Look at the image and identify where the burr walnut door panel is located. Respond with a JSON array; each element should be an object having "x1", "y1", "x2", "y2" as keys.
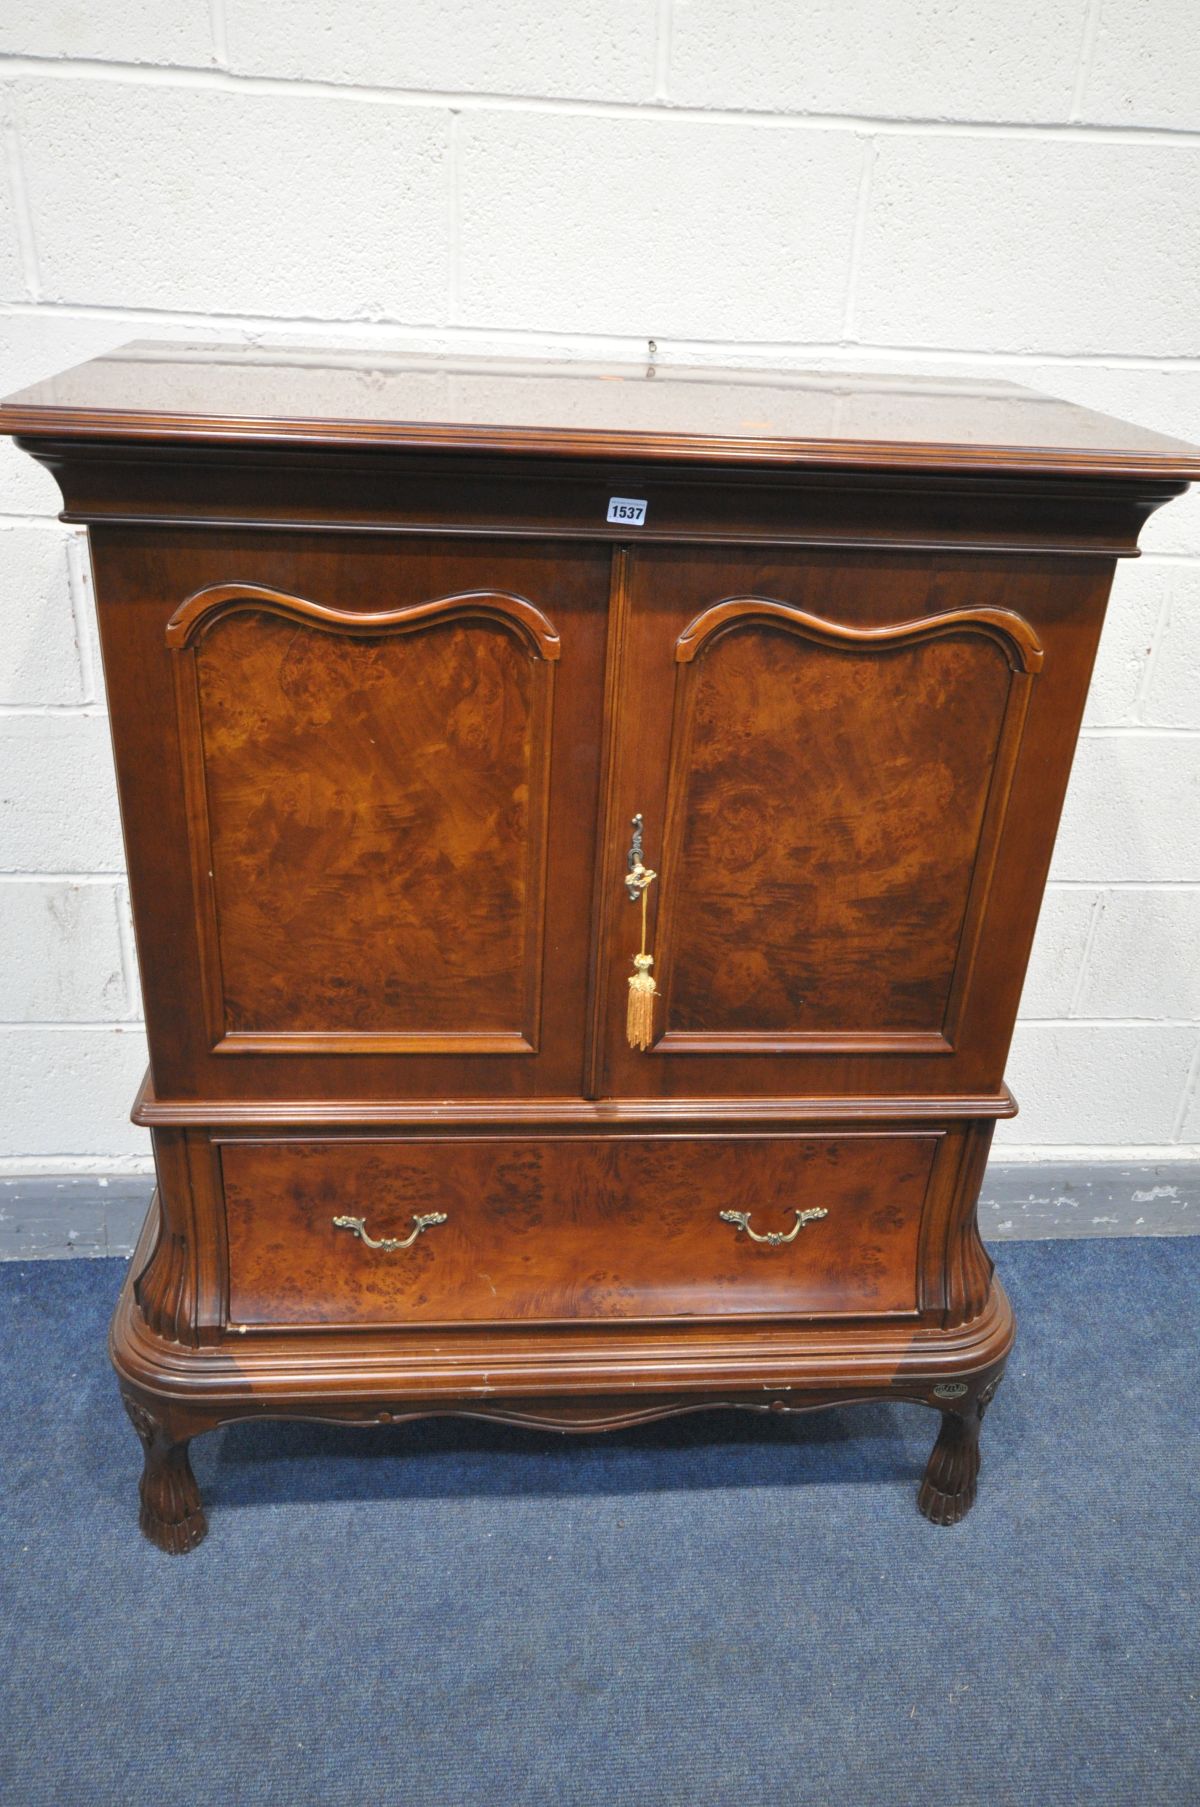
[
  {"x1": 595, "y1": 546, "x2": 1061, "y2": 1101},
  {"x1": 179, "y1": 592, "x2": 554, "y2": 1056},
  {"x1": 220, "y1": 1130, "x2": 941, "y2": 1328},
  {"x1": 96, "y1": 531, "x2": 612, "y2": 1102}
]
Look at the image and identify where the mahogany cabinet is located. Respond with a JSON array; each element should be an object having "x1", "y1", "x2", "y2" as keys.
[{"x1": 4, "y1": 345, "x2": 1197, "y2": 1550}]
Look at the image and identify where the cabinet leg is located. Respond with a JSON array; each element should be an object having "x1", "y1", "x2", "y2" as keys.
[
  {"x1": 917, "y1": 1372, "x2": 1002, "y2": 1526},
  {"x1": 121, "y1": 1395, "x2": 207, "y2": 1554},
  {"x1": 917, "y1": 1409, "x2": 981, "y2": 1525}
]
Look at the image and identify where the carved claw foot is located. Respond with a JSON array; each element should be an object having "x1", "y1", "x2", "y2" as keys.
[
  {"x1": 122, "y1": 1395, "x2": 207, "y2": 1554},
  {"x1": 916, "y1": 1374, "x2": 1002, "y2": 1527}
]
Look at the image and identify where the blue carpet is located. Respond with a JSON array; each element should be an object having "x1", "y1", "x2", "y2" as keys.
[{"x1": 0, "y1": 1239, "x2": 1197, "y2": 1807}]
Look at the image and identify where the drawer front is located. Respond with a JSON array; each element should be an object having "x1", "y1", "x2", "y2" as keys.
[{"x1": 221, "y1": 1132, "x2": 938, "y2": 1328}]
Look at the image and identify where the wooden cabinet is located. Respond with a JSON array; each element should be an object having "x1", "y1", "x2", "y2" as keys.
[{"x1": 5, "y1": 346, "x2": 1197, "y2": 1550}]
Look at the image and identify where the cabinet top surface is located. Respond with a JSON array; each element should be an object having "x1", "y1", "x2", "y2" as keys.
[{"x1": 2, "y1": 340, "x2": 1199, "y2": 480}]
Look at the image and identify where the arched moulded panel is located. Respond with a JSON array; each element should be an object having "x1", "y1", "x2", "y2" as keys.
[
  {"x1": 169, "y1": 582, "x2": 560, "y2": 1056},
  {"x1": 652, "y1": 594, "x2": 1042, "y2": 1055},
  {"x1": 675, "y1": 596, "x2": 1043, "y2": 673},
  {"x1": 166, "y1": 582, "x2": 562, "y2": 660}
]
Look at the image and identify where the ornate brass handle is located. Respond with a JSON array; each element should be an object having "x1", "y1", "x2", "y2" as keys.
[
  {"x1": 626, "y1": 812, "x2": 656, "y2": 903},
  {"x1": 720, "y1": 1206, "x2": 828, "y2": 1246},
  {"x1": 332, "y1": 1212, "x2": 447, "y2": 1252}
]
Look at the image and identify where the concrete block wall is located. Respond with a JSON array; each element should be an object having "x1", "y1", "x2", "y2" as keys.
[{"x1": 1, "y1": 3, "x2": 1199, "y2": 1183}]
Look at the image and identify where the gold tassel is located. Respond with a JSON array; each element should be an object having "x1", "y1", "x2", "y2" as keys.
[
  {"x1": 626, "y1": 871, "x2": 659, "y2": 1050},
  {"x1": 627, "y1": 952, "x2": 657, "y2": 1050}
]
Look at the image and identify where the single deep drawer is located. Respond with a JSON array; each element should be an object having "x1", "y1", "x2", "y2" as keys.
[{"x1": 220, "y1": 1131, "x2": 939, "y2": 1328}]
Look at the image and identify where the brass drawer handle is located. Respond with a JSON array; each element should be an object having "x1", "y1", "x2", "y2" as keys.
[
  {"x1": 332, "y1": 1212, "x2": 447, "y2": 1252},
  {"x1": 720, "y1": 1206, "x2": 828, "y2": 1247}
]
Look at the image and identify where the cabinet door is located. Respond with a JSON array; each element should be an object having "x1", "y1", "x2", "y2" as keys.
[
  {"x1": 95, "y1": 532, "x2": 610, "y2": 1102},
  {"x1": 594, "y1": 547, "x2": 1057, "y2": 1101}
]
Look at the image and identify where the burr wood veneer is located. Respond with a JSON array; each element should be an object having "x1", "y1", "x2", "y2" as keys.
[{"x1": 4, "y1": 344, "x2": 1197, "y2": 1551}]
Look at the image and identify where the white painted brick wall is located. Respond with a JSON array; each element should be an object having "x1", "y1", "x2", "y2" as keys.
[
  {"x1": 15, "y1": 81, "x2": 451, "y2": 319},
  {"x1": 1049, "y1": 739, "x2": 1200, "y2": 884},
  {"x1": 1144, "y1": 569, "x2": 1200, "y2": 724},
  {"x1": 0, "y1": 522, "x2": 89, "y2": 704},
  {"x1": 0, "y1": 715, "x2": 124, "y2": 871},
  {"x1": 224, "y1": 1, "x2": 655, "y2": 102},
  {"x1": 1003, "y1": 1024, "x2": 1198, "y2": 1146},
  {"x1": 459, "y1": 113, "x2": 864, "y2": 340},
  {"x1": 0, "y1": 156, "x2": 23, "y2": 297},
  {"x1": 0, "y1": 1024, "x2": 151, "y2": 1159},
  {"x1": 0, "y1": 881, "x2": 130, "y2": 1020},
  {"x1": 857, "y1": 136, "x2": 1200, "y2": 356},
  {"x1": 1078, "y1": 892, "x2": 1200, "y2": 1019},
  {"x1": 1082, "y1": 2, "x2": 1200, "y2": 131},
  {"x1": 0, "y1": 6, "x2": 213, "y2": 68},
  {"x1": 667, "y1": 1, "x2": 1086, "y2": 122},
  {"x1": 0, "y1": 4, "x2": 1197, "y2": 1173}
]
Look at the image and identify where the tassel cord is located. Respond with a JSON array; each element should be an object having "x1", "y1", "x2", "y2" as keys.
[{"x1": 626, "y1": 869, "x2": 659, "y2": 1051}]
